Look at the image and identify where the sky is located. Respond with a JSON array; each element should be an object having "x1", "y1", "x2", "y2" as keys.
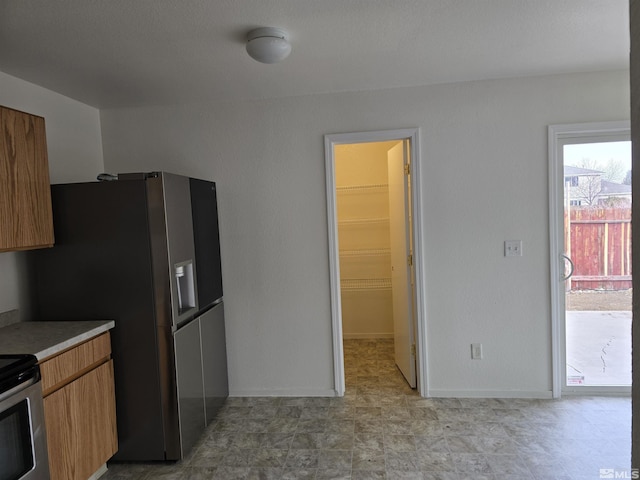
[{"x1": 564, "y1": 141, "x2": 631, "y2": 182}]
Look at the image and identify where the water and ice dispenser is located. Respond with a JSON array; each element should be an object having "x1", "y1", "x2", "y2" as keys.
[{"x1": 175, "y1": 260, "x2": 196, "y2": 315}]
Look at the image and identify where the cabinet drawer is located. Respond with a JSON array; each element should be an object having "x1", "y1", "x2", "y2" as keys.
[{"x1": 40, "y1": 332, "x2": 112, "y2": 395}]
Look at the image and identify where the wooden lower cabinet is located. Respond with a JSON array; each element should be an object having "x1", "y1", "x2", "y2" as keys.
[{"x1": 41, "y1": 333, "x2": 118, "y2": 480}]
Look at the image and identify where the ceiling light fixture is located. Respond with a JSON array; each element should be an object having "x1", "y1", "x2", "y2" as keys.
[{"x1": 246, "y1": 27, "x2": 291, "y2": 64}]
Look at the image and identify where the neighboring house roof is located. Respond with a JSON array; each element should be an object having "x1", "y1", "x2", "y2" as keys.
[
  {"x1": 563, "y1": 165, "x2": 604, "y2": 176},
  {"x1": 600, "y1": 180, "x2": 632, "y2": 195}
]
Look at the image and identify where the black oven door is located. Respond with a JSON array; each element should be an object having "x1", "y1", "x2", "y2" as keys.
[
  {"x1": 0, "y1": 397, "x2": 35, "y2": 480},
  {"x1": 0, "y1": 367, "x2": 49, "y2": 480}
]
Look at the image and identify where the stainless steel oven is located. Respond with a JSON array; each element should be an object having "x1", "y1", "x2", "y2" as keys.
[{"x1": 0, "y1": 355, "x2": 49, "y2": 480}]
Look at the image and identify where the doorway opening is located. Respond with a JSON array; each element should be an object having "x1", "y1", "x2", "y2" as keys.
[
  {"x1": 324, "y1": 129, "x2": 427, "y2": 397},
  {"x1": 549, "y1": 121, "x2": 632, "y2": 396}
]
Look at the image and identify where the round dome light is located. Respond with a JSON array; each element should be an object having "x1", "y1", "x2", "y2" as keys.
[{"x1": 246, "y1": 27, "x2": 291, "y2": 64}]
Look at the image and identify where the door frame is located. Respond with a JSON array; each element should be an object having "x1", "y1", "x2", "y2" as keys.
[
  {"x1": 548, "y1": 120, "x2": 631, "y2": 398},
  {"x1": 324, "y1": 128, "x2": 428, "y2": 397}
]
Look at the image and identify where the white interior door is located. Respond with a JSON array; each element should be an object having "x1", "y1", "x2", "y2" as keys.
[{"x1": 388, "y1": 140, "x2": 416, "y2": 388}]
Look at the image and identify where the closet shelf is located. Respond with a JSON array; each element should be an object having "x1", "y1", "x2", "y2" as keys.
[
  {"x1": 339, "y1": 248, "x2": 390, "y2": 257},
  {"x1": 336, "y1": 183, "x2": 388, "y2": 193},
  {"x1": 341, "y1": 278, "x2": 391, "y2": 291},
  {"x1": 338, "y1": 217, "x2": 389, "y2": 226}
]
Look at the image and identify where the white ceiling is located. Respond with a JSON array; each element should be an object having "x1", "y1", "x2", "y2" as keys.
[{"x1": 0, "y1": 0, "x2": 630, "y2": 109}]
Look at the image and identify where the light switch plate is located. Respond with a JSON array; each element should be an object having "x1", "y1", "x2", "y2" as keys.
[{"x1": 504, "y1": 240, "x2": 522, "y2": 257}]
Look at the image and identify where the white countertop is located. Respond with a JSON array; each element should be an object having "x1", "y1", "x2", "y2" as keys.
[{"x1": 0, "y1": 320, "x2": 115, "y2": 361}]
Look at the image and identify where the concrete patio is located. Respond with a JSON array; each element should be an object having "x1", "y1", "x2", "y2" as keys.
[{"x1": 566, "y1": 311, "x2": 632, "y2": 387}]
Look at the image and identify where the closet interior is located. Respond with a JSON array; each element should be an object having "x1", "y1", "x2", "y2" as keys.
[{"x1": 335, "y1": 141, "x2": 401, "y2": 339}]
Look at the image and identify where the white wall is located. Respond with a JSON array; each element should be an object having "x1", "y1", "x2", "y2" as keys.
[
  {"x1": 100, "y1": 70, "x2": 630, "y2": 397},
  {"x1": 0, "y1": 72, "x2": 104, "y2": 317}
]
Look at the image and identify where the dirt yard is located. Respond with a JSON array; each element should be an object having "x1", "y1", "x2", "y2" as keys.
[{"x1": 565, "y1": 289, "x2": 632, "y2": 311}]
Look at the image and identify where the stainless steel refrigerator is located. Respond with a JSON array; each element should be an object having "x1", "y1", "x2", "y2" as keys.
[{"x1": 30, "y1": 172, "x2": 228, "y2": 461}]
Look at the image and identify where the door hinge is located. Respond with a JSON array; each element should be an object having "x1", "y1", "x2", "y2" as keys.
[
  {"x1": 407, "y1": 254, "x2": 413, "y2": 266},
  {"x1": 404, "y1": 164, "x2": 410, "y2": 175},
  {"x1": 410, "y1": 344, "x2": 416, "y2": 356}
]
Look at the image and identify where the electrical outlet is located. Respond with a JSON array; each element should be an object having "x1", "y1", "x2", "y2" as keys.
[
  {"x1": 504, "y1": 240, "x2": 522, "y2": 257},
  {"x1": 471, "y1": 343, "x2": 483, "y2": 360}
]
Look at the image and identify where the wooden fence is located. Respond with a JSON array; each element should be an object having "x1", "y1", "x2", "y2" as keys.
[{"x1": 565, "y1": 207, "x2": 632, "y2": 290}]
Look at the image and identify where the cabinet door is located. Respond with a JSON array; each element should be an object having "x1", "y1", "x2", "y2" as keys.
[
  {"x1": 43, "y1": 361, "x2": 118, "y2": 480},
  {"x1": 0, "y1": 106, "x2": 54, "y2": 252}
]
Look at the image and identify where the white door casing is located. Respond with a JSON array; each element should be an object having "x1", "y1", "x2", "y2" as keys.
[{"x1": 324, "y1": 128, "x2": 427, "y2": 397}]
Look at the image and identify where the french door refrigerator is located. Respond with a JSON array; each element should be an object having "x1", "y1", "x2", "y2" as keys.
[{"x1": 30, "y1": 172, "x2": 228, "y2": 461}]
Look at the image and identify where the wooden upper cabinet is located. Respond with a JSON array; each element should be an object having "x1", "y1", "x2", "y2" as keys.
[{"x1": 0, "y1": 105, "x2": 54, "y2": 252}]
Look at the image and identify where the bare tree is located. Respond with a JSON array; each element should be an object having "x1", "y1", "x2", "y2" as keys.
[
  {"x1": 602, "y1": 157, "x2": 626, "y2": 183},
  {"x1": 570, "y1": 157, "x2": 628, "y2": 206},
  {"x1": 571, "y1": 158, "x2": 603, "y2": 206},
  {"x1": 573, "y1": 175, "x2": 602, "y2": 205}
]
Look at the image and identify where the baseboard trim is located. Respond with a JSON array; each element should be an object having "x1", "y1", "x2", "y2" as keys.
[
  {"x1": 229, "y1": 388, "x2": 337, "y2": 397},
  {"x1": 428, "y1": 389, "x2": 554, "y2": 399},
  {"x1": 89, "y1": 464, "x2": 108, "y2": 480}
]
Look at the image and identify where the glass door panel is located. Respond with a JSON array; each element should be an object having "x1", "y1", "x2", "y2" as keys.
[{"x1": 563, "y1": 140, "x2": 632, "y2": 388}]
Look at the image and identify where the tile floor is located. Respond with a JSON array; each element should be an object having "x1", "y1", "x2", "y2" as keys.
[{"x1": 102, "y1": 338, "x2": 632, "y2": 480}]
